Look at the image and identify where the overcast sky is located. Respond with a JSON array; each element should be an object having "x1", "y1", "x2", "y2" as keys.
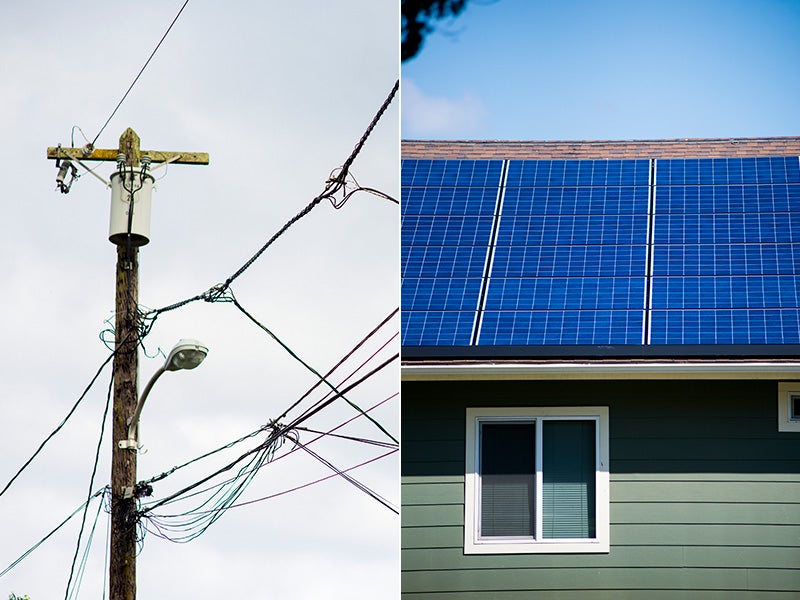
[
  {"x1": 403, "y1": 0, "x2": 800, "y2": 140},
  {"x1": 0, "y1": 2, "x2": 398, "y2": 599}
]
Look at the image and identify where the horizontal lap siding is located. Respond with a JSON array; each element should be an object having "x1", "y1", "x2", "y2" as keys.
[{"x1": 401, "y1": 380, "x2": 800, "y2": 597}]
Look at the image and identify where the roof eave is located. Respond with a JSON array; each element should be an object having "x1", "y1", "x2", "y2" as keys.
[{"x1": 401, "y1": 359, "x2": 800, "y2": 381}]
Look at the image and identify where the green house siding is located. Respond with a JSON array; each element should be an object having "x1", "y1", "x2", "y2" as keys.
[{"x1": 401, "y1": 379, "x2": 800, "y2": 597}]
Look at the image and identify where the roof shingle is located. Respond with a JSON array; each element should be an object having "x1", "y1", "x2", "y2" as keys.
[{"x1": 402, "y1": 137, "x2": 800, "y2": 160}]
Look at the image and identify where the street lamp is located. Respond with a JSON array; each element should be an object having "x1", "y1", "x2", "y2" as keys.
[{"x1": 119, "y1": 339, "x2": 208, "y2": 450}]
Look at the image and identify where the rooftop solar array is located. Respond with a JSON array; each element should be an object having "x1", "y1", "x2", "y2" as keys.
[{"x1": 401, "y1": 155, "x2": 800, "y2": 350}]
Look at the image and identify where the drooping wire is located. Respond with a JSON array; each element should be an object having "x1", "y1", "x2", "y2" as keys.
[
  {"x1": 324, "y1": 170, "x2": 399, "y2": 209},
  {"x1": 142, "y1": 425, "x2": 270, "y2": 487},
  {"x1": 279, "y1": 320, "x2": 399, "y2": 436},
  {"x1": 64, "y1": 372, "x2": 114, "y2": 600},
  {"x1": 0, "y1": 351, "x2": 116, "y2": 499},
  {"x1": 228, "y1": 292, "x2": 398, "y2": 444},
  {"x1": 159, "y1": 449, "x2": 397, "y2": 518},
  {"x1": 294, "y1": 426, "x2": 398, "y2": 449},
  {"x1": 66, "y1": 492, "x2": 105, "y2": 600},
  {"x1": 138, "y1": 312, "x2": 398, "y2": 490},
  {"x1": 139, "y1": 354, "x2": 396, "y2": 518},
  {"x1": 140, "y1": 392, "x2": 398, "y2": 508},
  {"x1": 140, "y1": 79, "x2": 399, "y2": 324},
  {"x1": 133, "y1": 310, "x2": 397, "y2": 542},
  {"x1": 91, "y1": 0, "x2": 191, "y2": 147},
  {"x1": 139, "y1": 424, "x2": 287, "y2": 517},
  {"x1": 274, "y1": 308, "x2": 399, "y2": 423},
  {"x1": 290, "y1": 436, "x2": 398, "y2": 514},
  {"x1": 70, "y1": 126, "x2": 90, "y2": 148},
  {"x1": 101, "y1": 498, "x2": 111, "y2": 600},
  {"x1": 139, "y1": 424, "x2": 289, "y2": 542},
  {"x1": 0, "y1": 487, "x2": 107, "y2": 578},
  {"x1": 138, "y1": 391, "x2": 399, "y2": 542},
  {"x1": 283, "y1": 353, "x2": 398, "y2": 434}
]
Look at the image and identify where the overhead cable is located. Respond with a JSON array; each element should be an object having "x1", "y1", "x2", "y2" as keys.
[
  {"x1": 65, "y1": 373, "x2": 114, "y2": 600},
  {"x1": 141, "y1": 392, "x2": 398, "y2": 506},
  {"x1": 229, "y1": 293, "x2": 398, "y2": 444},
  {"x1": 0, "y1": 487, "x2": 107, "y2": 578},
  {"x1": 91, "y1": 0, "x2": 191, "y2": 146},
  {"x1": 291, "y1": 437, "x2": 398, "y2": 514},
  {"x1": 0, "y1": 351, "x2": 116, "y2": 499},
  {"x1": 141, "y1": 79, "x2": 399, "y2": 324},
  {"x1": 139, "y1": 353, "x2": 396, "y2": 517},
  {"x1": 138, "y1": 313, "x2": 397, "y2": 491},
  {"x1": 178, "y1": 449, "x2": 396, "y2": 516},
  {"x1": 274, "y1": 308, "x2": 398, "y2": 422}
]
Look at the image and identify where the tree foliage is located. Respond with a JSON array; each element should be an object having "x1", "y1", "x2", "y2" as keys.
[{"x1": 401, "y1": 0, "x2": 468, "y2": 62}]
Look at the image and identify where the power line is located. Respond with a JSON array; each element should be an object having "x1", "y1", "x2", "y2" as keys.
[
  {"x1": 0, "y1": 351, "x2": 116, "y2": 499},
  {"x1": 161, "y1": 449, "x2": 397, "y2": 518},
  {"x1": 229, "y1": 293, "x2": 398, "y2": 444},
  {"x1": 274, "y1": 308, "x2": 399, "y2": 422},
  {"x1": 65, "y1": 372, "x2": 114, "y2": 600},
  {"x1": 140, "y1": 392, "x2": 398, "y2": 507},
  {"x1": 91, "y1": 0, "x2": 191, "y2": 146},
  {"x1": 66, "y1": 492, "x2": 105, "y2": 600},
  {"x1": 140, "y1": 79, "x2": 399, "y2": 324},
  {"x1": 137, "y1": 385, "x2": 399, "y2": 541},
  {"x1": 294, "y1": 425, "x2": 399, "y2": 449},
  {"x1": 139, "y1": 354, "x2": 396, "y2": 517},
  {"x1": 0, "y1": 487, "x2": 107, "y2": 578},
  {"x1": 139, "y1": 311, "x2": 398, "y2": 489},
  {"x1": 291, "y1": 437, "x2": 398, "y2": 514}
]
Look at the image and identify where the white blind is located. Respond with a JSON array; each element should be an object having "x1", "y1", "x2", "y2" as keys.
[{"x1": 480, "y1": 422, "x2": 535, "y2": 537}]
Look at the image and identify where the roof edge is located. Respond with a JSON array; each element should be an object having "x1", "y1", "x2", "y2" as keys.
[
  {"x1": 402, "y1": 360, "x2": 800, "y2": 381},
  {"x1": 402, "y1": 137, "x2": 800, "y2": 159}
]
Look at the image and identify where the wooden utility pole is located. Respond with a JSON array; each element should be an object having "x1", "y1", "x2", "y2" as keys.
[{"x1": 47, "y1": 129, "x2": 208, "y2": 600}]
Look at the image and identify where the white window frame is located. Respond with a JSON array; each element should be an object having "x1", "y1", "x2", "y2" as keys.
[
  {"x1": 464, "y1": 406, "x2": 610, "y2": 554},
  {"x1": 778, "y1": 383, "x2": 800, "y2": 432}
]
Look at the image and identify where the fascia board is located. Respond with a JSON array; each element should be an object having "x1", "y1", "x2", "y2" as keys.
[{"x1": 401, "y1": 361, "x2": 800, "y2": 381}]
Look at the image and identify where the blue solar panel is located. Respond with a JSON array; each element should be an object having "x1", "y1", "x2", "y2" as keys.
[
  {"x1": 651, "y1": 157, "x2": 800, "y2": 345},
  {"x1": 401, "y1": 154, "x2": 800, "y2": 350},
  {"x1": 401, "y1": 159, "x2": 503, "y2": 346},
  {"x1": 479, "y1": 159, "x2": 650, "y2": 345}
]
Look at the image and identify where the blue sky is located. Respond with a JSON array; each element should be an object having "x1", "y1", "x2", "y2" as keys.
[{"x1": 402, "y1": 0, "x2": 800, "y2": 140}]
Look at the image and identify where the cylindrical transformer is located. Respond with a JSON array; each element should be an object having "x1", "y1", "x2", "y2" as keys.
[{"x1": 109, "y1": 170, "x2": 155, "y2": 246}]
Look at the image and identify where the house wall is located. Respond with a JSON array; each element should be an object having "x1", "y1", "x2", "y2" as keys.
[{"x1": 401, "y1": 379, "x2": 800, "y2": 598}]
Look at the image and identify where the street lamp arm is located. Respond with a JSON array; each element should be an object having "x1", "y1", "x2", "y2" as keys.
[
  {"x1": 125, "y1": 365, "x2": 167, "y2": 444},
  {"x1": 118, "y1": 339, "x2": 207, "y2": 450}
]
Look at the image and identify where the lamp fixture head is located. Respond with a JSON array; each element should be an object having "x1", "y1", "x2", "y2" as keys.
[{"x1": 165, "y1": 339, "x2": 208, "y2": 371}]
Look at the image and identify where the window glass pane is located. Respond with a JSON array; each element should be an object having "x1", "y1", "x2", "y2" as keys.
[
  {"x1": 480, "y1": 422, "x2": 535, "y2": 537},
  {"x1": 542, "y1": 420, "x2": 596, "y2": 539}
]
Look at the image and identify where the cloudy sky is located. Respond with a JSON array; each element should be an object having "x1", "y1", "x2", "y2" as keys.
[
  {"x1": 0, "y1": 2, "x2": 398, "y2": 599},
  {"x1": 403, "y1": 0, "x2": 800, "y2": 140}
]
